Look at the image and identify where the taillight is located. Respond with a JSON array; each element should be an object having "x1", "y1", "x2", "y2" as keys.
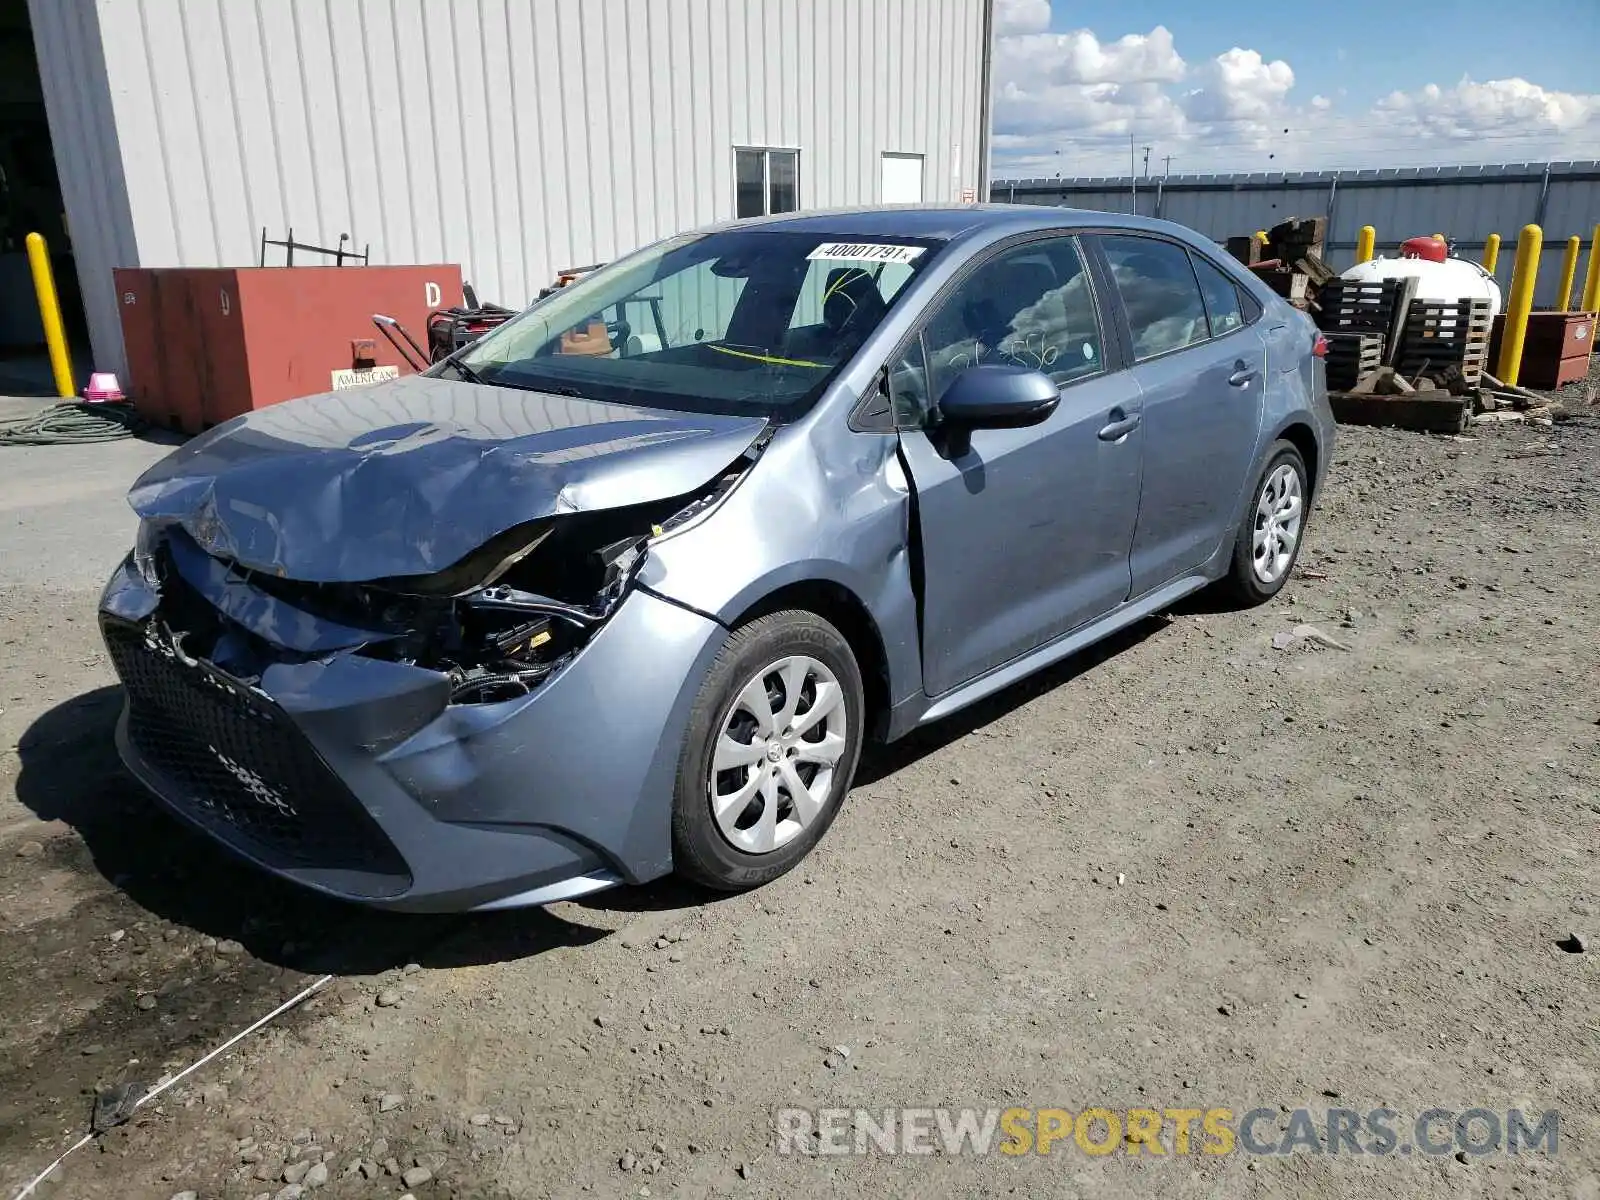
[{"x1": 1312, "y1": 334, "x2": 1328, "y2": 358}]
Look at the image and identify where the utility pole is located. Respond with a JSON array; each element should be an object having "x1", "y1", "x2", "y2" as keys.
[
  {"x1": 1142, "y1": 146, "x2": 1151, "y2": 178},
  {"x1": 1162, "y1": 154, "x2": 1174, "y2": 177},
  {"x1": 1129, "y1": 135, "x2": 1137, "y2": 213}
]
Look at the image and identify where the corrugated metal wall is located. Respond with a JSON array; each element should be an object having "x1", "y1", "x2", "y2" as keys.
[
  {"x1": 994, "y1": 163, "x2": 1600, "y2": 307},
  {"x1": 34, "y1": 0, "x2": 988, "y2": 376}
]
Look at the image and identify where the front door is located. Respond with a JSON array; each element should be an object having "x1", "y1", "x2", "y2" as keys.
[
  {"x1": 892, "y1": 235, "x2": 1144, "y2": 697},
  {"x1": 1095, "y1": 235, "x2": 1267, "y2": 595}
]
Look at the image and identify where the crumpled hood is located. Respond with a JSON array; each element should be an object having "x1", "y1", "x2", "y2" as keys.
[{"x1": 129, "y1": 374, "x2": 768, "y2": 582}]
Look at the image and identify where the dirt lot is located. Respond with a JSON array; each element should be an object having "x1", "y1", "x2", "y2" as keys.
[{"x1": 1, "y1": 403, "x2": 1596, "y2": 1199}]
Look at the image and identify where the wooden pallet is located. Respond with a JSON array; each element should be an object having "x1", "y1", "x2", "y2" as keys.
[
  {"x1": 1397, "y1": 298, "x2": 1492, "y2": 386},
  {"x1": 1322, "y1": 331, "x2": 1384, "y2": 391},
  {"x1": 1318, "y1": 277, "x2": 1420, "y2": 364},
  {"x1": 1397, "y1": 342, "x2": 1489, "y2": 383},
  {"x1": 1318, "y1": 278, "x2": 1407, "y2": 333},
  {"x1": 1402, "y1": 298, "x2": 1492, "y2": 340}
]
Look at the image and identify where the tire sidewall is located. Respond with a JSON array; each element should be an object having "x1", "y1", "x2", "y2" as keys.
[
  {"x1": 1232, "y1": 441, "x2": 1309, "y2": 602},
  {"x1": 672, "y1": 611, "x2": 864, "y2": 890}
]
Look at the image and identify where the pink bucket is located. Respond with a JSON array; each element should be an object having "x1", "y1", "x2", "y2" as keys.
[{"x1": 82, "y1": 372, "x2": 125, "y2": 402}]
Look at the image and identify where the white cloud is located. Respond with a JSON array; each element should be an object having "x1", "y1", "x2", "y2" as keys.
[
  {"x1": 993, "y1": 0, "x2": 1051, "y2": 37},
  {"x1": 1375, "y1": 77, "x2": 1596, "y2": 138},
  {"x1": 988, "y1": 1, "x2": 1600, "y2": 178},
  {"x1": 1182, "y1": 48, "x2": 1293, "y2": 123},
  {"x1": 997, "y1": 25, "x2": 1184, "y2": 88},
  {"x1": 989, "y1": 23, "x2": 1188, "y2": 169}
]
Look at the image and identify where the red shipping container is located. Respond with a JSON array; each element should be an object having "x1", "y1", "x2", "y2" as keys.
[{"x1": 113, "y1": 265, "x2": 464, "y2": 433}]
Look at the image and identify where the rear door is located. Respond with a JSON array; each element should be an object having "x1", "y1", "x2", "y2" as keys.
[
  {"x1": 890, "y1": 234, "x2": 1144, "y2": 697},
  {"x1": 1093, "y1": 235, "x2": 1267, "y2": 596}
]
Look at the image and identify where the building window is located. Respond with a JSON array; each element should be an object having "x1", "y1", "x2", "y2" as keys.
[{"x1": 734, "y1": 148, "x2": 799, "y2": 218}]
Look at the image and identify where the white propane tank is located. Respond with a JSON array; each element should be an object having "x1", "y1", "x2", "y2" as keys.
[{"x1": 1339, "y1": 255, "x2": 1503, "y2": 318}]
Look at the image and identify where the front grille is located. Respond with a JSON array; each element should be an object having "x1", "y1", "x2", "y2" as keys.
[{"x1": 103, "y1": 617, "x2": 410, "y2": 883}]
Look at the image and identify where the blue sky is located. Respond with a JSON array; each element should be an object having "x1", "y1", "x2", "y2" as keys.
[
  {"x1": 992, "y1": 0, "x2": 1600, "y2": 177},
  {"x1": 1054, "y1": 0, "x2": 1598, "y2": 107}
]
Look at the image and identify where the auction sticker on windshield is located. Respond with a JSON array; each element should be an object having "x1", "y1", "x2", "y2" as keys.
[{"x1": 807, "y1": 242, "x2": 927, "y2": 265}]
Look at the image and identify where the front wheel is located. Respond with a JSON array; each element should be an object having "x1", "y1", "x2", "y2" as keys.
[
  {"x1": 1221, "y1": 440, "x2": 1309, "y2": 605},
  {"x1": 671, "y1": 610, "x2": 865, "y2": 891}
]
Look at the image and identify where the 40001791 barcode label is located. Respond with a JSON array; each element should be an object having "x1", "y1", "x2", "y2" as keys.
[{"x1": 806, "y1": 243, "x2": 928, "y2": 265}]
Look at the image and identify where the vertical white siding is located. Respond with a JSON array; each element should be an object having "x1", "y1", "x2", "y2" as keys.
[{"x1": 36, "y1": 0, "x2": 988, "y2": 375}]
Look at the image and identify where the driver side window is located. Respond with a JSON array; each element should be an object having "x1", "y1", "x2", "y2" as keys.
[{"x1": 891, "y1": 236, "x2": 1104, "y2": 423}]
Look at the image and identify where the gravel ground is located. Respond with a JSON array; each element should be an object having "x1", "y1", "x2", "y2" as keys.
[{"x1": 0, "y1": 401, "x2": 1596, "y2": 1199}]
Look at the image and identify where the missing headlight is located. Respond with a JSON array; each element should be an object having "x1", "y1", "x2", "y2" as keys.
[{"x1": 132, "y1": 518, "x2": 164, "y2": 588}]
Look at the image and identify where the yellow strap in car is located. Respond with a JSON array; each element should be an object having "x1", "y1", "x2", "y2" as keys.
[{"x1": 706, "y1": 344, "x2": 826, "y2": 368}]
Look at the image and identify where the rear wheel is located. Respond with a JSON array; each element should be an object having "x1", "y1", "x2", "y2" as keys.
[
  {"x1": 672, "y1": 610, "x2": 864, "y2": 891},
  {"x1": 1222, "y1": 440, "x2": 1308, "y2": 605}
]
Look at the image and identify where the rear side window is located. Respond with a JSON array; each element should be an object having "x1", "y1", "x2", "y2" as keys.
[
  {"x1": 1099, "y1": 235, "x2": 1209, "y2": 361},
  {"x1": 1238, "y1": 287, "x2": 1263, "y2": 323},
  {"x1": 1191, "y1": 254, "x2": 1244, "y2": 337}
]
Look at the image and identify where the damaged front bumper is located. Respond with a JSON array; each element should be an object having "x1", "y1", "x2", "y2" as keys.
[{"x1": 98, "y1": 549, "x2": 727, "y2": 912}]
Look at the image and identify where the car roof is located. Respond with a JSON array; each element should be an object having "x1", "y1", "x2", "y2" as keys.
[{"x1": 715, "y1": 204, "x2": 1197, "y2": 243}]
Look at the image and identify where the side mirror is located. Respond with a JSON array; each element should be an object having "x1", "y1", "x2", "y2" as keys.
[{"x1": 937, "y1": 364, "x2": 1061, "y2": 429}]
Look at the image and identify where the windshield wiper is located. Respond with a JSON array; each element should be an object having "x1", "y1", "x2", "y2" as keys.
[{"x1": 436, "y1": 349, "x2": 487, "y2": 385}]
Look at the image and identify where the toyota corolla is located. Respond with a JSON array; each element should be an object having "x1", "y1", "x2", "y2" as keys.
[{"x1": 101, "y1": 206, "x2": 1333, "y2": 911}]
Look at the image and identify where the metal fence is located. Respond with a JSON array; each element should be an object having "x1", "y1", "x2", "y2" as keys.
[{"x1": 991, "y1": 161, "x2": 1600, "y2": 308}]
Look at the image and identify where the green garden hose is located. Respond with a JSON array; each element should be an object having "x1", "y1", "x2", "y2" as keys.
[{"x1": 0, "y1": 401, "x2": 150, "y2": 445}]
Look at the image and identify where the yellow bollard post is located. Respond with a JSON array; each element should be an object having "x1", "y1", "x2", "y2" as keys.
[
  {"x1": 1355, "y1": 225, "x2": 1375, "y2": 263},
  {"x1": 1555, "y1": 235, "x2": 1581, "y2": 311},
  {"x1": 1482, "y1": 233, "x2": 1500, "y2": 274},
  {"x1": 1579, "y1": 223, "x2": 1600, "y2": 314},
  {"x1": 1496, "y1": 224, "x2": 1542, "y2": 388},
  {"x1": 25, "y1": 232, "x2": 74, "y2": 399}
]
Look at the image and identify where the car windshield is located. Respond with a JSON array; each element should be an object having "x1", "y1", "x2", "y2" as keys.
[{"x1": 448, "y1": 229, "x2": 943, "y2": 417}]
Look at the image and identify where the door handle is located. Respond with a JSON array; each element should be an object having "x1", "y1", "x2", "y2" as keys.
[
  {"x1": 1228, "y1": 361, "x2": 1258, "y2": 387},
  {"x1": 1097, "y1": 411, "x2": 1141, "y2": 442}
]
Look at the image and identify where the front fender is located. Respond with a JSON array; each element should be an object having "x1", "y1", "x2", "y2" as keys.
[{"x1": 641, "y1": 423, "x2": 923, "y2": 708}]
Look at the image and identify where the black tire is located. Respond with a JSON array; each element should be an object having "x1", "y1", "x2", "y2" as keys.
[
  {"x1": 672, "y1": 610, "x2": 865, "y2": 891},
  {"x1": 1221, "y1": 440, "x2": 1309, "y2": 606}
]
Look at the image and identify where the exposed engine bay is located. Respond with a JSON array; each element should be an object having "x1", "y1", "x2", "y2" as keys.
[{"x1": 142, "y1": 452, "x2": 756, "y2": 708}]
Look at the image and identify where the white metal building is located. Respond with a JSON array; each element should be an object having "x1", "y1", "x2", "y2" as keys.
[{"x1": 23, "y1": 0, "x2": 995, "y2": 378}]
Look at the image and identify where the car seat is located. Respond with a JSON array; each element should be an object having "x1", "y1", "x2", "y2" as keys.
[
  {"x1": 961, "y1": 258, "x2": 1057, "y2": 351},
  {"x1": 822, "y1": 268, "x2": 889, "y2": 337}
]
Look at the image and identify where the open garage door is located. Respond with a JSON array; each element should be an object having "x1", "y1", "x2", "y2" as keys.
[{"x1": 0, "y1": 0, "x2": 87, "y2": 393}]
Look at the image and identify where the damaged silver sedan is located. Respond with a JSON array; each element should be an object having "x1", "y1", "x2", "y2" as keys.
[{"x1": 101, "y1": 206, "x2": 1333, "y2": 911}]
